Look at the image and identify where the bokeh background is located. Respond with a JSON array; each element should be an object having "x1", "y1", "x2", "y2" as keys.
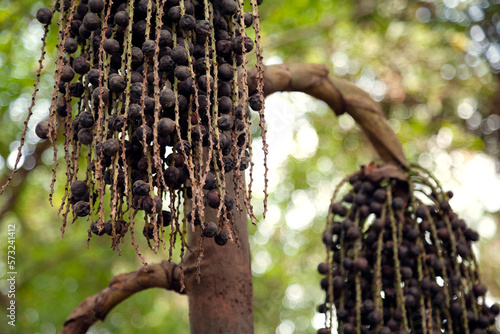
[{"x1": 1, "y1": 0, "x2": 500, "y2": 333}]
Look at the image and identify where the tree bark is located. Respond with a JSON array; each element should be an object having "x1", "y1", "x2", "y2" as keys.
[
  {"x1": 62, "y1": 260, "x2": 182, "y2": 334},
  {"x1": 183, "y1": 175, "x2": 254, "y2": 334}
]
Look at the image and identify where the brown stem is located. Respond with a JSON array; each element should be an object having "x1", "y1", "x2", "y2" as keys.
[
  {"x1": 248, "y1": 63, "x2": 409, "y2": 169},
  {"x1": 62, "y1": 260, "x2": 183, "y2": 334}
]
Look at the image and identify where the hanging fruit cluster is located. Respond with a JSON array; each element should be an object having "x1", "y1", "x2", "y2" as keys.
[
  {"x1": 4, "y1": 0, "x2": 268, "y2": 268},
  {"x1": 317, "y1": 163, "x2": 499, "y2": 334}
]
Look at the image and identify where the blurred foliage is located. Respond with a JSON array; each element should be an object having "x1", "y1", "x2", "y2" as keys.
[{"x1": 1, "y1": 0, "x2": 500, "y2": 333}]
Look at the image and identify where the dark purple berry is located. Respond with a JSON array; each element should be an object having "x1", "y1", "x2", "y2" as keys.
[
  {"x1": 167, "y1": 6, "x2": 181, "y2": 23},
  {"x1": 77, "y1": 128, "x2": 93, "y2": 145},
  {"x1": 83, "y1": 12, "x2": 100, "y2": 31},
  {"x1": 206, "y1": 189, "x2": 220, "y2": 209},
  {"x1": 71, "y1": 180, "x2": 88, "y2": 199},
  {"x1": 133, "y1": 180, "x2": 150, "y2": 196},
  {"x1": 179, "y1": 14, "x2": 196, "y2": 31},
  {"x1": 202, "y1": 221, "x2": 217, "y2": 238},
  {"x1": 73, "y1": 56, "x2": 90, "y2": 74},
  {"x1": 214, "y1": 230, "x2": 228, "y2": 246},
  {"x1": 158, "y1": 118, "x2": 176, "y2": 136},
  {"x1": 60, "y1": 65, "x2": 75, "y2": 82},
  {"x1": 74, "y1": 201, "x2": 90, "y2": 217},
  {"x1": 36, "y1": 7, "x2": 53, "y2": 25},
  {"x1": 108, "y1": 74, "x2": 126, "y2": 93},
  {"x1": 103, "y1": 38, "x2": 120, "y2": 54},
  {"x1": 232, "y1": 36, "x2": 254, "y2": 54},
  {"x1": 171, "y1": 46, "x2": 188, "y2": 64},
  {"x1": 64, "y1": 38, "x2": 78, "y2": 53},
  {"x1": 102, "y1": 139, "x2": 119, "y2": 156},
  {"x1": 142, "y1": 196, "x2": 162, "y2": 214},
  {"x1": 114, "y1": 10, "x2": 129, "y2": 27},
  {"x1": 79, "y1": 112, "x2": 95, "y2": 128},
  {"x1": 160, "y1": 89, "x2": 175, "y2": 108},
  {"x1": 35, "y1": 121, "x2": 50, "y2": 139},
  {"x1": 392, "y1": 197, "x2": 405, "y2": 211},
  {"x1": 174, "y1": 65, "x2": 191, "y2": 81},
  {"x1": 142, "y1": 40, "x2": 156, "y2": 58},
  {"x1": 88, "y1": 0, "x2": 104, "y2": 13},
  {"x1": 473, "y1": 283, "x2": 487, "y2": 297}
]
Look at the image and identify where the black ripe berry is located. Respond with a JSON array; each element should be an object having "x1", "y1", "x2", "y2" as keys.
[
  {"x1": 174, "y1": 66, "x2": 191, "y2": 81},
  {"x1": 167, "y1": 6, "x2": 181, "y2": 23},
  {"x1": 108, "y1": 75, "x2": 126, "y2": 93},
  {"x1": 158, "y1": 118, "x2": 176, "y2": 136},
  {"x1": 164, "y1": 166, "x2": 180, "y2": 186},
  {"x1": 317, "y1": 262, "x2": 329, "y2": 275},
  {"x1": 331, "y1": 202, "x2": 347, "y2": 216},
  {"x1": 206, "y1": 189, "x2": 220, "y2": 209},
  {"x1": 179, "y1": 14, "x2": 196, "y2": 31},
  {"x1": 133, "y1": 180, "x2": 150, "y2": 196},
  {"x1": 35, "y1": 121, "x2": 50, "y2": 139},
  {"x1": 114, "y1": 10, "x2": 129, "y2": 27},
  {"x1": 202, "y1": 221, "x2": 217, "y2": 238},
  {"x1": 214, "y1": 230, "x2": 228, "y2": 246},
  {"x1": 232, "y1": 36, "x2": 254, "y2": 55},
  {"x1": 79, "y1": 112, "x2": 95, "y2": 128},
  {"x1": 218, "y1": 96, "x2": 233, "y2": 114},
  {"x1": 88, "y1": 0, "x2": 104, "y2": 13},
  {"x1": 159, "y1": 30, "x2": 172, "y2": 47},
  {"x1": 103, "y1": 38, "x2": 120, "y2": 54},
  {"x1": 71, "y1": 180, "x2": 88, "y2": 199},
  {"x1": 171, "y1": 46, "x2": 188, "y2": 64},
  {"x1": 473, "y1": 283, "x2": 487, "y2": 297},
  {"x1": 392, "y1": 197, "x2": 405, "y2": 211},
  {"x1": 249, "y1": 94, "x2": 262, "y2": 111},
  {"x1": 373, "y1": 188, "x2": 387, "y2": 202},
  {"x1": 91, "y1": 221, "x2": 107, "y2": 236},
  {"x1": 73, "y1": 56, "x2": 90, "y2": 75},
  {"x1": 161, "y1": 210, "x2": 172, "y2": 227},
  {"x1": 92, "y1": 87, "x2": 110, "y2": 103},
  {"x1": 160, "y1": 89, "x2": 176, "y2": 108},
  {"x1": 74, "y1": 201, "x2": 90, "y2": 217},
  {"x1": 224, "y1": 196, "x2": 234, "y2": 211},
  {"x1": 87, "y1": 68, "x2": 100, "y2": 86},
  {"x1": 195, "y1": 20, "x2": 211, "y2": 37},
  {"x1": 64, "y1": 38, "x2": 78, "y2": 54},
  {"x1": 142, "y1": 40, "x2": 156, "y2": 58},
  {"x1": 218, "y1": 63, "x2": 233, "y2": 81},
  {"x1": 464, "y1": 228, "x2": 480, "y2": 242},
  {"x1": 60, "y1": 65, "x2": 75, "y2": 82},
  {"x1": 217, "y1": 116, "x2": 234, "y2": 131},
  {"x1": 102, "y1": 139, "x2": 119, "y2": 156},
  {"x1": 175, "y1": 140, "x2": 191, "y2": 155},
  {"x1": 131, "y1": 47, "x2": 144, "y2": 66},
  {"x1": 142, "y1": 196, "x2": 162, "y2": 214},
  {"x1": 83, "y1": 12, "x2": 100, "y2": 31},
  {"x1": 36, "y1": 7, "x2": 53, "y2": 25},
  {"x1": 415, "y1": 205, "x2": 427, "y2": 219},
  {"x1": 77, "y1": 128, "x2": 93, "y2": 145}
]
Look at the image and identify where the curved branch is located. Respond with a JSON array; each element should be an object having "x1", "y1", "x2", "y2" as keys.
[
  {"x1": 249, "y1": 63, "x2": 409, "y2": 169},
  {"x1": 62, "y1": 260, "x2": 183, "y2": 334}
]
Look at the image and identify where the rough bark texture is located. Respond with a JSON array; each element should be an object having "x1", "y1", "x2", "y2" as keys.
[
  {"x1": 62, "y1": 261, "x2": 182, "y2": 334},
  {"x1": 183, "y1": 176, "x2": 254, "y2": 334}
]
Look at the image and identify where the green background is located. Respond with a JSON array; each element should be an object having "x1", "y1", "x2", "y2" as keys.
[{"x1": 1, "y1": 0, "x2": 500, "y2": 333}]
